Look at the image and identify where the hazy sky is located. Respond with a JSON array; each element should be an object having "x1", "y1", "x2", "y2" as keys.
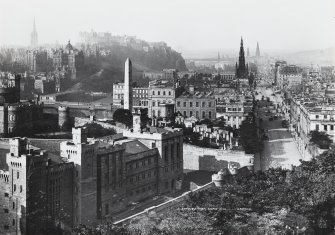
[{"x1": 0, "y1": 0, "x2": 334, "y2": 55}]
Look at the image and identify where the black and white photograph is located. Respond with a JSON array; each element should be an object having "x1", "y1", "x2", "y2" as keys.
[{"x1": 0, "y1": 0, "x2": 334, "y2": 234}]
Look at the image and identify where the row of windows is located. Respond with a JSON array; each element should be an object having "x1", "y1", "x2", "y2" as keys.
[
  {"x1": 314, "y1": 114, "x2": 334, "y2": 120},
  {"x1": 13, "y1": 184, "x2": 23, "y2": 193},
  {"x1": 152, "y1": 90, "x2": 172, "y2": 96},
  {"x1": 315, "y1": 124, "x2": 334, "y2": 131},
  {"x1": 181, "y1": 110, "x2": 212, "y2": 119},
  {"x1": 128, "y1": 157, "x2": 157, "y2": 170},
  {"x1": 129, "y1": 170, "x2": 157, "y2": 183},
  {"x1": 177, "y1": 101, "x2": 213, "y2": 108}
]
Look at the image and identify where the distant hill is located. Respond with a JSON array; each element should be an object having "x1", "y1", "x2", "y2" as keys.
[
  {"x1": 71, "y1": 35, "x2": 187, "y2": 92},
  {"x1": 281, "y1": 47, "x2": 334, "y2": 66}
]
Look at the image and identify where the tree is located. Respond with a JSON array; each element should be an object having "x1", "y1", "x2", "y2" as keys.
[
  {"x1": 113, "y1": 109, "x2": 133, "y2": 127},
  {"x1": 309, "y1": 131, "x2": 332, "y2": 149},
  {"x1": 83, "y1": 123, "x2": 116, "y2": 138}
]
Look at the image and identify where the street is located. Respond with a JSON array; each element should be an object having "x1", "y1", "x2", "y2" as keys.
[{"x1": 254, "y1": 87, "x2": 302, "y2": 171}]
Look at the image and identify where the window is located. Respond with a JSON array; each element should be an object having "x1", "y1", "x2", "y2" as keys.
[
  {"x1": 190, "y1": 102, "x2": 193, "y2": 107},
  {"x1": 331, "y1": 125, "x2": 334, "y2": 131},
  {"x1": 316, "y1": 115, "x2": 319, "y2": 119},
  {"x1": 324, "y1": 115, "x2": 327, "y2": 119},
  {"x1": 183, "y1": 102, "x2": 186, "y2": 107},
  {"x1": 4, "y1": 193, "x2": 8, "y2": 197},
  {"x1": 190, "y1": 111, "x2": 193, "y2": 117},
  {"x1": 136, "y1": 162, "x2": 139, "y2": 168},
  {"x1": 152, "y1": 91, "x2": 155, "y2": 95},
  {"x1": 209, "y1": 102, "x2": 212, "y2": 107},
  {"x1": 105, "y1": 204, "x2": 109, "y2": 215},
  {"x1": 169, "y1": 91, "x2": 171, "y2": 95},
  {"x1": 152, "y1": 101, "x2": 155, "y2": 107},
  {"x1": 202, "y1": 111, "x2": 206, "y2": 119},
  {"x1": 164, "y1": 146, "x2": 169, "y2": 163},
  {"x1": 177, "y1": 101, "x2": 180, "y2": 107},
  {"x1": 158, "y1": 110, "x2": 161, "y2": 117},
  {"x1": 170, "y1": 144, "x2": 174, "y2": 162},
  {"x1": 196, "y1": 102, "x2": 199, "y2": 107},
  {"x1": 316, "y1": 124, "x2": 319, "y2": 131},
  {"x1": 209, "y1": 111, "x2": 212, "y2": 119},
  {"x1": 158, "y1": 91, "x2": 160, "y2": 95},
  {"x1": 183, "y1": 111, "x2": 187, "y2": 117},
  {"x1": 152, "y1": 142, "x2": 156, "y2": 148},
  {"x1": 165, "y1": 181, "x2": 169, "y2": 189},
  {"x1": 17, "y1": 172, "x2": 19, "y2": 179},
  {"x1": 14, "y1": 184, "x2": 16, "y2": 192},
  {"x1": 4, "y1": 209, "x2": 8, "y2": 213},
  {"x1": 12, "y1": 202, "x2": 15, "y2": 209},
  {"x1": 20, "y1": 185, "x2": 22, "y2": 193},
  {"x1": 12, "y1": 219, "x2": 15, "y2": 226},
  {"x1": 152, "y1": 110, "x2": 155, "y2": 116},
  {"x1": 163, "y1": 91, "x2": 166, "y2": 95},
  {"x1": 324, "y1": 125, "x2": 328, "y2": 131}
]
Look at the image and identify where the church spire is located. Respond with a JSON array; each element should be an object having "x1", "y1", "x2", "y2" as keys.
[
  {"x1": 33, "y1": 17, "x2": 36, "y2": 33},
  {"x1": 256, "y1": 41, "x2": 260, "y2": 57},
  {"x1": 30, "y1": 17, "x2": 38, "y2": 48}
]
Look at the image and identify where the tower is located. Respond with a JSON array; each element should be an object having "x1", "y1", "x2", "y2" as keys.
[
  {"x1": 124, "y1": 58, "x2": 133, "y2": 112},
  {"x1": 30, "y1": 17, "x2": 38, "y2": 48},
  {"x1": 236, "y1": 37, "x2": 248, "y2": 79},
  {"x1": 256, "y1": 42, "x2": 260, "y2": 57}
]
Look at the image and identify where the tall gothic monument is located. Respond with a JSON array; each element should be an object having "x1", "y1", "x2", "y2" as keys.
[
  {"x1": 30, "y1": 18, "x2": 38, "y2": 48},
  {"x1": 236, "y1": 37, "x2": 249, "y2": 79}
]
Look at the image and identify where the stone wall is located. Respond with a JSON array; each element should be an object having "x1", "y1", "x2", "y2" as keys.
[
  {"x1": 114, "y1": 181, "x2": 215, "y2": 225},
  {"x1": 28, "y1": 138, "x2": 70, "y2": 156},
  {"x1": 183, "y1": 143, "x2": 254, "y2": 171}
]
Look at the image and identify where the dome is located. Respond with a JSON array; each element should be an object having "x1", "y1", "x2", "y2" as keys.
[{"x1": 65, "y1": 40, "x2": 74, "y2": 51}]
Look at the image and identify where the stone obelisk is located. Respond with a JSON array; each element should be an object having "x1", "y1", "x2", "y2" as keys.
[{"x1": 124, "y1": 58, "x2": 132, "y2": 112}]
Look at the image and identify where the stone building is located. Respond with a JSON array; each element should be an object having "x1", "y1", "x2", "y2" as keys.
[
  {"x1": 0, "y1": 73, "x2": 44, "y2": 136},
  {"x1": 113, "y1": 83, "x2": 149, "y2": 113},
  {"x1": 176, "y1": 90, "x2": 216, "y2": 120},
  {"x1": 148, "y1": 80, "x2": 181, "y2": 120},
  {"x1": 52, "y1": 41, "x2": 83, "y2": 80},
  {"x1": 216, "y1": 101, "x2": 249, "y2": 129},
  {"x1": 59, "y1": 125, "x2": 183, "y2": 224},
  {"x1": 0, "y1": 138, "x2": 75, "y2": 235}
]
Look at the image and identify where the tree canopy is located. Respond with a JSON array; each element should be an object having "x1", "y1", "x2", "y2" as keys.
[{"x1": 113, "y1": 109, "x2": 133, "y2": 127}]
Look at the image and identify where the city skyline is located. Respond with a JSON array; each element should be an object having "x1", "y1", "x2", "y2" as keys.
[{"x1": 0, "y1": 0, "x2": 334, "y2": 56}]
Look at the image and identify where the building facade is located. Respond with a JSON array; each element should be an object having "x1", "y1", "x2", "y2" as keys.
[{"x1": 175, "y1": 91, "x2": 216, "y2": 120}]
